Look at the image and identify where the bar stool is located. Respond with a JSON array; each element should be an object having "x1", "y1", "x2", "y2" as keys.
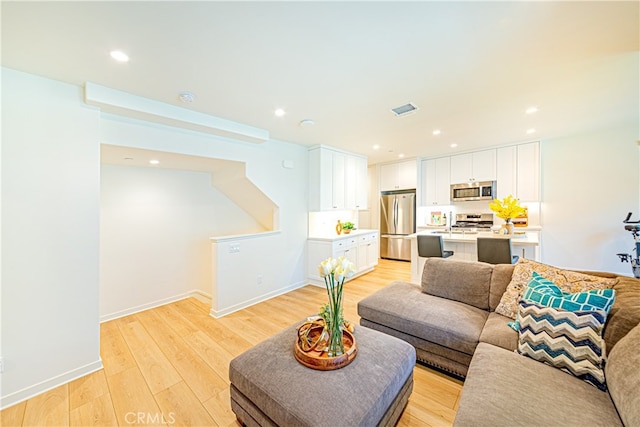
[
  {"x1": 417, "y1": 235, "x2": 454, "y2": 258},
  {"x1": 476, "y1": 237, "x2": 519, "y2": 264}
]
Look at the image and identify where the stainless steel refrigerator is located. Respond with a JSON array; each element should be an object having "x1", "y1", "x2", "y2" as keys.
[{"x1": 380, "y1": 189, "x2": 416, "y2": 261}]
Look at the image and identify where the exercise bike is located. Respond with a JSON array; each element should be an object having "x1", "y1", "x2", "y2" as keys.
[{"x1": 617, "y1": 212, "x2": 640, "y2": 278}]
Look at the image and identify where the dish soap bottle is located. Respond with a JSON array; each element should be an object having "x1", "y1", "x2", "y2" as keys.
[{"x1": 442, "y1": 213, "x2": 447, "y2": 226}]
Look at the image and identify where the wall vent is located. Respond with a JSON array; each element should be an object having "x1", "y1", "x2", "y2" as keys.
[{"x1": 391, "y1": 102, "x2": 418, "y2": 116}]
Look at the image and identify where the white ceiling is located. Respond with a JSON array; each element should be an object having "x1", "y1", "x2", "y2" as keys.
[{"x1": 2, "y1": 1, "x2": 639, "y2": 164}]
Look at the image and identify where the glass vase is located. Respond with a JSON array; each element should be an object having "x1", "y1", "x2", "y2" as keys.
[
  {"x1": 326, "y1": 294, "x2": 345, "y2": 357},
  {"x1": 501, "y1": 219, "x2": 515, "y2": 235}
]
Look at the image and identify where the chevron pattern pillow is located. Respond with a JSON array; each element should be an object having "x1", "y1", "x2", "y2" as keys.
[{"x1": 516, "y1": 300, "x2": 608, "y2": 390}]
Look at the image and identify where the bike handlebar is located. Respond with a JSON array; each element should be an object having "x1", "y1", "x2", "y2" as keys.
[{"x1": 623, "y1": 212, "x2": 640, "y2": 224}]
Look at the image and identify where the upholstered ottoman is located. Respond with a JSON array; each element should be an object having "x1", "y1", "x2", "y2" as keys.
[{"x1": 229, "y1": 323, "x2": 416, "y2": 427}]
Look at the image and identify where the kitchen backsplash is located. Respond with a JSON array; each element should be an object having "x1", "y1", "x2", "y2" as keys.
[
  {"x1": 308, "y1": 210, "x2": 359, "y2": 237},
  {"x1": 417, "y1": 201, "x2": 540, "y2": 227}
]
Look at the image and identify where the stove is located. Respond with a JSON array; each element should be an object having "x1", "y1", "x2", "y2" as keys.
[{"x1": 451, "y1": 213, "x2": 494, "y2": 230}]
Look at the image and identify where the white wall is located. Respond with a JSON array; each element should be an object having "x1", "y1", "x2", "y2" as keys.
[
  {"x1": 1, "y1": 67, "x2": 310, "y2": 409},
  {"x1": 100, "y1": 165, "x2": 266, "y2": 320},
  {"x1": 1, "y1": 69, "x2": 102, "y2": 408},
  {"x1": 540, "y1": 123, "x2": 640, "y2": 275},
  {"x1": 98, "y1": 114, "x2": 310, "y2": 319}
]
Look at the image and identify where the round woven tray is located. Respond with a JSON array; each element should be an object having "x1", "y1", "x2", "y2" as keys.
[{"x1": 293, "y1": 322, "x2": 357, "y2": 370}]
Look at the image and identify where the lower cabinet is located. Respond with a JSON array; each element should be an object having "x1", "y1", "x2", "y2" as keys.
[{"x1": 307, "y1": 231, "x2": 379, "y2": 286}]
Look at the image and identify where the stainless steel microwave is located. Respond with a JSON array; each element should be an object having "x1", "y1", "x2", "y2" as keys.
[{"x1": 450, "y1": 181, "x2": 496, "y2": 202}]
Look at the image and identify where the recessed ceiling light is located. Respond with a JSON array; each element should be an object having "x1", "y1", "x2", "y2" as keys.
[
  {"x1": 450, "y1": 143, "x2": 458, "y2": 148},
  {"x1": 372, "y1": 145, "x2": 380, "y2": 150},
  {"x1": 526, "y1": 106, "x2": 538, "y2": 114},
  {"x1": 433, "y1": 129, "x2": 441, "y2": 136},
  {"x1": 526, "y1": 128, "x2": 536, "y2": 134},
  {"x1": 149, "y1": 159, "x2": 160, "y2": 165},
  {"x1": 123, "y1": 157, "x2": 133, "y2": 161},
  {"x1": 274, "y1": 108, "x2": 286, "y2": 117},
  {"x1": 110, "y1": 50, "x2": 129, "y2": 63},
  {"x1": 398, "y1": 153, "x2": 405, "y2": 158},
  {"x1": 299, "y1": 119, "x2": 315, "y2": 127}
]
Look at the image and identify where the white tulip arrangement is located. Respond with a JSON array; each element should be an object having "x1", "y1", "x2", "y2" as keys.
[{"x1": 317, "y1": 256, "x2": 356, "y2": 356}]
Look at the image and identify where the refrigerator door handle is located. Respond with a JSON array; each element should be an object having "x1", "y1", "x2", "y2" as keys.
[{"x1": 393, "y1": 197, "x2": 398, "y2": 231}]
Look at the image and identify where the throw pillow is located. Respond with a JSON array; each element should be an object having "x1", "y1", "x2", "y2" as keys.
[
  {"x1": 495, "y1": 259, "x2": 617, "y2": 319},
  {"x1": 508, "y1": 272, "x2": 617, "y2": 331},
  {"x1": 523, "y1": 272, "x2": 616, "y2": 314},
  {"x1": 516, "y1": 300, "x2": 608, "y2": 391}
]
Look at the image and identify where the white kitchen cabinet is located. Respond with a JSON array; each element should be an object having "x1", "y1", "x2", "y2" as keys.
[
  {"x1": 332, "y1": 152, "x2": 346, "y2": 209},
  {"x1": 307, "y1": 231, "x2": 378, "y2": 285},
  {"x1": 450, "y1": 149, "x2": 496, "y2": 184},
  {"x1": 496, "y1": 142, "x2": 540, "y2": 201},
  {"x1": 420, "y1": 157, "x2": 451, "y2": 206},
  {"x1": 496, "y1": 145, "x2": 517, "y2": 199},
  {"x1": 357, "y1": 231, "x2": 379, "y2": 273},
  {"x1": 380, "y1": 160, "x2": 417, "y2": 191},
  {"x1": 516, "y1": 142, "x2": 540, "y2": 202},
  {"x1": 347, "y1": 155, "x2": 368, "y2": 210},
  {"x1": 309, "y1": 146, "x2": 368, "y2": 211}
]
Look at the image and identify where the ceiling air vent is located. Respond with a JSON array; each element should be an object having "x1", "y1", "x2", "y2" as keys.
[{"x1": 391, "y1": 102, "x2": 418, "y2": 116}]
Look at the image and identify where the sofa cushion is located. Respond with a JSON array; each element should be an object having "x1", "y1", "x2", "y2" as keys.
[
  {"x1": 421, "y1": 258, "x2": 493, "y2": 310},
  {"x1": 454, "y1": 343, "x2": 622, "y2": 427},
  {"x1": 495, "y1": 259, "x2": 617, "y2": 319},
  {"x1": 358, "y1": 281, "x2": 488, "y2": 355},
  {"x1": 478, "y1": 312, "x2": 518, "y2": 351},
  {"x1": 604, "y1": 276, "x2": 640, "y2": 351},
  {"x1": 489, "y1": 263, "x2": 516, "y2": 311},
  {"x1": 606, "y1": 323, "x2": 640, "y2": 427}
]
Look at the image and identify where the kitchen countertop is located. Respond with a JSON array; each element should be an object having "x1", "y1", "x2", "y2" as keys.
[
  {"x1": 417, "y1": 224, "x2": 542, "y2": 232},
  {"x1": 409, "y1": 229, "x2": 539, "y2": 245},
  {"x1": 308, "y1": 229, "x2": 379, "y2": 242}
]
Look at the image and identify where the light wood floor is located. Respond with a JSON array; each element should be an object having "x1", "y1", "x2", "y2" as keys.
[{"x1": 1, "y1": 259, "x2": 463, "y2": 426}]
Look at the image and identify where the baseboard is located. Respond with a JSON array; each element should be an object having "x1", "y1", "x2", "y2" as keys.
[
  {"x1": 209, "y1": 280, "x2": 307, "y2": 318},
  {"x1": 189, "y1": 289, "x2": 212, "y2": 304},
  {"x1": 100, "y1": 289, "x2": 213, "y2": 322},
  {"x1": 0, "y1": 359, "x2": 103, "y2": 411}
]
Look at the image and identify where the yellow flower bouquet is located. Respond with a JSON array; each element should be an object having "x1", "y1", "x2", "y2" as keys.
[{"x1": 489, "y1": 195, "x2": 525, "y2": 221}]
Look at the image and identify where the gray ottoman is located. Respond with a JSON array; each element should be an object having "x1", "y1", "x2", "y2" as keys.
[{"x1": 229, "y1": 323, "x2": 416, "y2": 427}]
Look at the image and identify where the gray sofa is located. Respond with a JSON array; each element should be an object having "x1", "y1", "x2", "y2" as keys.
[{"x1": 357, "y1": 258, "x2": 640, "y2": 426}]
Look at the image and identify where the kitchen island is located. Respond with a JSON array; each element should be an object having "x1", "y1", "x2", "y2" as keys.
[{"x1": 408, "y1": 229, "x2": 540, "y2": 284}]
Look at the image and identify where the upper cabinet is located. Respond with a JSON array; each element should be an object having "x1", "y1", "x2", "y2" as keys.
[
  {"x1": 309, "y1": 146, "x2": 368, "y2": 211},
  {"x1": 421, "y1": 157, "x2": 451, "y2": 205},
  {"x1": 496, "y1": 141, "x2": 540, "y2": 201},
  {"x1": 380, "y1": 160, "x2": 417, "y2": 191},
  {"x1": 496, "y1": 145, "x2": 517, "y2": 199},
  {"x1": 450, "y1": 149, "x2": 496, "y2": 184}
]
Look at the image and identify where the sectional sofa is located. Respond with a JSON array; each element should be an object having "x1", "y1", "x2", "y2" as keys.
[{"x1": 357, "y1": 258, "x2": 640, "y2": 426}]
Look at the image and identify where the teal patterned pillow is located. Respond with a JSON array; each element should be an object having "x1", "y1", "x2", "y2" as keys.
[
  {"x1": 508, "y1": 272, "x2": 616, "y2": 332},
  {"x1": 523, "y1": 272, "x2": 616, "y2": 314}
]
